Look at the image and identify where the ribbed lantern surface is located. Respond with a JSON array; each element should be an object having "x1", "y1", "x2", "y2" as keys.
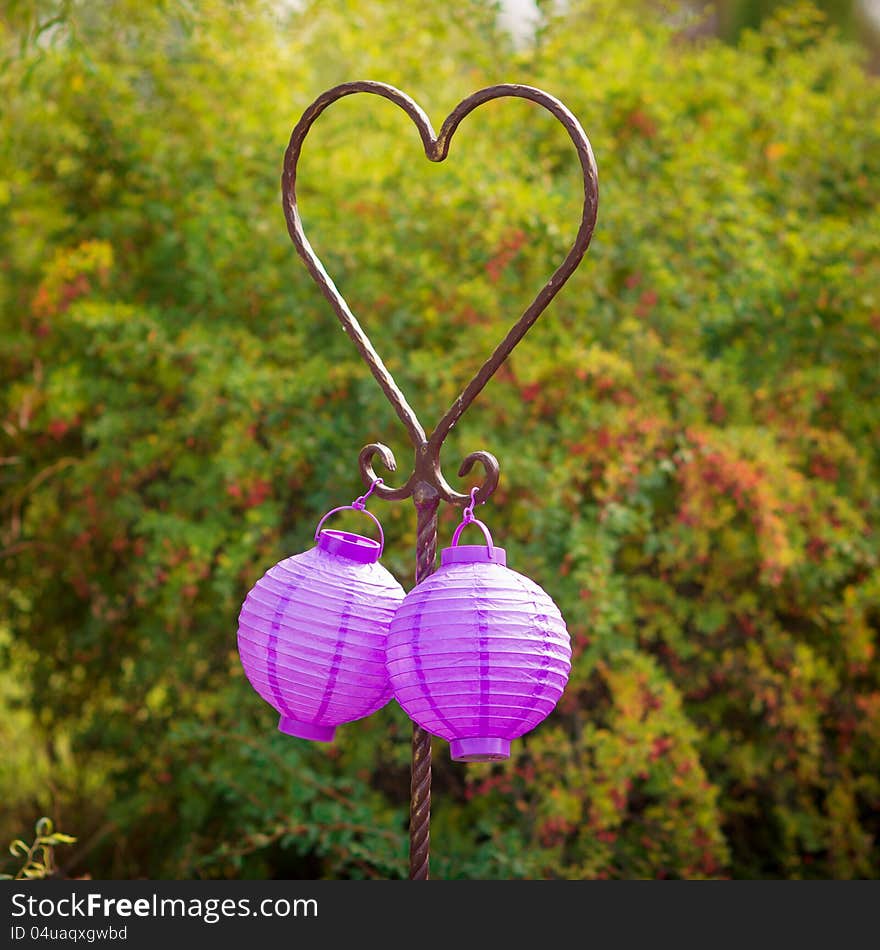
[
  {"x1": 386, "y1": 542, "x2": 571, "y2": 762},
  {"x1": 238, "y1": 529, "x2": 405, "y2": 742}
]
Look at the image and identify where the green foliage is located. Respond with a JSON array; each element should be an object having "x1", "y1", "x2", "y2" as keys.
[
  {"x1": 2, "y1": 817, "x2": 77, "y2": 880},
  {"x1": 1, "y1": 0, "x2": 878, "y2": 878},
  {"x1": 713, "y1": 0, "x2": 864, "y2": 43}
]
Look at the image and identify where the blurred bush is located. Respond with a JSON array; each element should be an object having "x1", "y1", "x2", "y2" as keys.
[
  {"x1": 1, "y1": 0, "x2": 878, "y2": 878},
  {"x1": 711, "y1": 0, "x2": 865, "y2": 44}
]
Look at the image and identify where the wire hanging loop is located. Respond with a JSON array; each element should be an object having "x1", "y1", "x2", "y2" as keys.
[
  {"x1": 461, "y1": 486, "x2": 480, "y2": 525},
  {"x1": 451, "y1": 487, "x2": 493, "y2": 552},
  {"x1": 352, "y1": 477, "x2": 384, "y2": 510}
]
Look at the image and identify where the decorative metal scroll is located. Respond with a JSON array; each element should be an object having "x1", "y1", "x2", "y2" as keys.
[{"x1": 281, "y1": 80, "x2": 598, "y2": 879}]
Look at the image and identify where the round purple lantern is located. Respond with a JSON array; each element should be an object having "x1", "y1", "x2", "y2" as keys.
[
  {"x1": 386, "y1": 516, "x2": 571, "y2": 762},
  {"x1": 237, "y1": 492, "x2": 404, "y2": 742}
]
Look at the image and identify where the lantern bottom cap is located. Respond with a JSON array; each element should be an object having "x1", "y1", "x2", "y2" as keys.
[
  {"x1": 450, "y1": 737, "x2": 511, "y2": 762},
  {"x1": 278, "y1": 715, "x2": 336, "y2": 743}
]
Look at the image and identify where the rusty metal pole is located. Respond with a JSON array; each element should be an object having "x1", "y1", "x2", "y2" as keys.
[
  {"x1": 281, "y1": 80, "x2": 598, "y2": 880},
  {"x1": 409, "y1": 483, "x2": 439, "y2": 879}
]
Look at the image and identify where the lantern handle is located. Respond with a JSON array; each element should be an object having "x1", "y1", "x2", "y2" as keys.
[
  {"x1": 450, "y1": 517, "x2": 494, "y2": 552},
  {"x1": 314, "y1": 505, "x2": 385, "y2": 556}
]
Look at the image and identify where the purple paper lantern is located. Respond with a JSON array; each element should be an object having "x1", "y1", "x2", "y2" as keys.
[
  {"x1": 386, "y1": 518, "x2": 571, "y2": 762},
  {"x1": 237, "y1": 501, "x2": 404, "y2": 742}
]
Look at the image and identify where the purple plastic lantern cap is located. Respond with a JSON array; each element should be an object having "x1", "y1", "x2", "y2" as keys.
[
  {"x1": 450, "y1": 738, "x2": 510, "y2": 761},
  {"x1": 441, "y1": 544, "x2": 507, "y2": 567},
  {"x1": 386, "y1": 537, "x2": 571, "y2": 763},
  {"x1": 317, "y1": 528, "x2": 382, "y2": 563},
  {"x1": 238, "y1": 518, "x2": 404, "y2": 743},
  {"x1": 278, "y1": 718, "x2": 335, "y2": 742}
]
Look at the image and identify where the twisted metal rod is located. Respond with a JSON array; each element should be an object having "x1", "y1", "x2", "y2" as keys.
[
  {"x1": 409, "y1": 485, "x2": 439, "y2": 880},
  {"x1": 282, "y1": 79, "x2": 598, "y2": 509}
]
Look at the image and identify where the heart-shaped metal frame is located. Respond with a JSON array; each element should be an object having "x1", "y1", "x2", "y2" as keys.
[{"x1": 281, "y1": 81, "x2": 598, "y2": 506}]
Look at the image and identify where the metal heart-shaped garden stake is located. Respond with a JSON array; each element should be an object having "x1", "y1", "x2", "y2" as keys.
[{"x1": 281, "y1": 81, "x2": 598, "y2": 879}]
